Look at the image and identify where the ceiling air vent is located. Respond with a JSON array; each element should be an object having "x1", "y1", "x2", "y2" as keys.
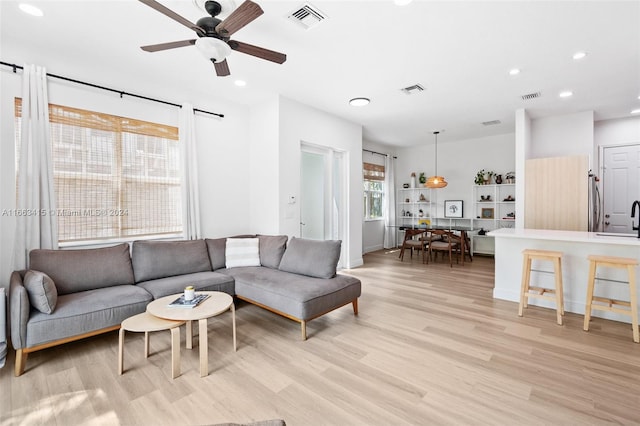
[
  {"x1": 288, "y1": 3, "x2": 327, "y2": 30},
  {"x1": 482, "y1": 120, "x2": 501, "y2": 126},
  {"x1": 401, "y1": 84, "x2": 425, "y2": 95},
  {"x1": 521, "y1": 91, "x2": 541, "y2": 101}
]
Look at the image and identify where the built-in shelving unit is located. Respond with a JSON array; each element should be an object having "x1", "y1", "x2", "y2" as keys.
[
  {"x1": 396, "y1": 187, "x2": 433, "y2": 242},
  {"x1": 471, "y1": 184, "x2": 516, "y2": 255}
]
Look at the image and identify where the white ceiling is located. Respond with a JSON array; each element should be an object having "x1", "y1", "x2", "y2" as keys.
[{"x1": 2, "y1": 0, "x2": 639, "y2": 147}]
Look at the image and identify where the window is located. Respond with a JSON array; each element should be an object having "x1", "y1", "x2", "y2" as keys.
[
  {"x1": 363, "y1": 162, "x2": 385, "y2": 220},
  {"x1": 15, "y1": 99, "x2": 181, "y2": 243}
]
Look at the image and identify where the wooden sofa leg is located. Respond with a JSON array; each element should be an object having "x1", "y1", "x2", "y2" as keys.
[
  {"x1": 352, "y1": 299, "x2": 359, "y2": 315},
  {"x1": 301, "y1": 321, "x2": 307, "y2": 341},
  {"x1": 15, "y1": 349, "x2": 27, "y2": 377}
]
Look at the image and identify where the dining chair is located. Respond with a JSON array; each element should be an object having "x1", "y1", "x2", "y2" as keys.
[
  {"x1": 399, "y1": 229, "x2": 428, "y2": 262},
  {"x1": 447, "y1": 231, "x2": 472, "y2": 265},
  {"x1": 427, "y1": 229, "x2": 460, "y2": 267}
]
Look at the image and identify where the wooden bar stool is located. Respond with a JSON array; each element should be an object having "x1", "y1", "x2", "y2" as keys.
[
  {"x1": 519, "y1": 249, "x2": 564, "y2": 325},
  {"x1": 583, "y1": 255, "x2": 639, "y2": 343}
]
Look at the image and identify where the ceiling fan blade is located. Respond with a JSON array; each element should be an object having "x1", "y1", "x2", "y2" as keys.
[
  {"x1": 213, "y1": 59, "x2": 231, "y2": 76},
  {"x1": 215, "y1": 0, "x2": 263, "y2": 37},
  {"x1": 138, "y1": 0, "x2": 204, "y2": 35},
  {"x1": 141, "y1": 39, "x2": 196, "y2": 52},
  {"x1": 229, "y1": 40, "x2": 286, "y2": 64}
]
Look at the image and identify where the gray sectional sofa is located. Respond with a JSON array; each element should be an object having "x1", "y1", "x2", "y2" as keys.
[{"x1": 9, "y1": 235, "x2": 361, "y2": 376}]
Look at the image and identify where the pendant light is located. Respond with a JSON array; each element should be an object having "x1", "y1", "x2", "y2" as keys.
[{"x1": 426, "y1": 131, "x2": 448, "y2": 188}]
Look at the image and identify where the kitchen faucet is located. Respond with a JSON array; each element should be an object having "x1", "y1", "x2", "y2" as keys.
[{"x1": 633, "y1": 200, "x2": 640, "y2": 238}]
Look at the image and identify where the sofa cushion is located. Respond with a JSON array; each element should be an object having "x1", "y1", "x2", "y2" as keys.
[
  {"x1": 206, "y1": 237, "x2": 227, "y2": 270},
  {"x1": 25, "y1": 285, "x2": 152, "y2": 347},
  {"x1": 29, "y1": 243, "x2": 135, "y2": 295},
  {"x1": 132, "y1": 240, "x2": 212, "y2": 283},
  {"x1": 257, "y1": 235, "x2": 288, "y2": 269},
  {"x1": 221, "y1": 266, "x2": 361, "y2": 320},
  {"x1": 137, "y1": 271, "x2": 235, "y2": 299},
  {"x1": 226, "y1": 238, "x2": 260, "y2": 268},
  {"x1": 278, "y1": 237, "x2": 341, "y2": 279},
  {"x1": 23, "y1": 270, "x2": 57, "y2": 314},
  {"x1": 206, "y1": 235, "x2": 257, "y2": 271}
]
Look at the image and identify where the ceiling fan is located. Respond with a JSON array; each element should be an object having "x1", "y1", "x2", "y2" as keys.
[{"x1": 138, "y1": 0, "x2": 286, "y2": 76}]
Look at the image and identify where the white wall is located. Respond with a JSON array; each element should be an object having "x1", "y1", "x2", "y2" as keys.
[
  {"x1": 515, "y1": 109, "x2": 531, "y2": 229},
  {"x1": 248, "y1": 97, "x2": 280, "y2": 235},
  {"x1": 278, "y1": 96, "x2": 364, "y2": 268},
  {"x1": 530, "y1": 111, "x2": 595, "y2": 165},
  {"x1": 395, "y1": 133, "x2": 515, "y2": 219}
]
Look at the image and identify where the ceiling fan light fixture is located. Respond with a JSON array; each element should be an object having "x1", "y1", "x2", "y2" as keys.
[
  {"x1": 195, "y1": 37, "x2": 231, "y2": 62},
  {"x1": 193, "y1": 0, "x2": 237, "y2": 17}
]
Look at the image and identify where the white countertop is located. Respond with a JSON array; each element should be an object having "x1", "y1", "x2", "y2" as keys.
[{"x1": 488, "y1": 227, "x2": 640, "y2": 246}]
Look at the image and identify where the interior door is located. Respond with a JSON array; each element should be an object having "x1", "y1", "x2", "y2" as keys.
[
  {"x1": 602, "y1": 144, "x2": 640, "y2": 233},
  {"x1": 300, "y1": 144, "x2": 346, "y2": 267}
]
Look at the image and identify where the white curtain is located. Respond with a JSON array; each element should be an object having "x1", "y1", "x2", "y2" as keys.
[
  {"x1": 13, "y1": 64, "x2": 58, "y2": 270},
  {"x1": 383, "y1": 155, "x2": 396, "y2": 249},
  {"x1": 179, "y1": 103, "x2": 201, "y2": 240}
]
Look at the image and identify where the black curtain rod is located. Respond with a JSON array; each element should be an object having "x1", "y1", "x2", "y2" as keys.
[
  {"x1": 363, "y1": 148, "x2": 397, "y2": 159},
  {"x1": 1, "y1": 61, "x2": 224, "y2": 118}
]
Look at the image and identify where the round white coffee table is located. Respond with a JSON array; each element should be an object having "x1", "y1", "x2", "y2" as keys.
[{"x1": 147, "y1": 291, "x2": 236, "y2": 377}]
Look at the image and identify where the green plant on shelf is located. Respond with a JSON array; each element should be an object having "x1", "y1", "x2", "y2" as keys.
[{"x1": 474, "y1": 169, "x2": 495, "y2": 185}]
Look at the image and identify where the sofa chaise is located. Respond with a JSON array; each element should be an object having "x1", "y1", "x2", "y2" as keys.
[{"x1": 9, "y1": 235, "x2": 361, "y2": 376}]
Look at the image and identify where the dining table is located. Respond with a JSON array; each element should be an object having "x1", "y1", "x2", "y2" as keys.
[{"x1": 392, "y1": 225, "x2": 473, "y2": 265}]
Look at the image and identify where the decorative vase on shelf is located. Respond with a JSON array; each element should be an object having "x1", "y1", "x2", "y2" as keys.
[
  {"x1": 410, "y1": 172, "x2": 416, "y2": 188},
  {"x1": 495, "y1": 174, "x2": 503, "y2": 184}
]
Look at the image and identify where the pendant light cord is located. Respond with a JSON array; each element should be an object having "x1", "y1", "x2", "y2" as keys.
[{"x1": 433, "y1": 131, "x2": 439, "y2": 175}]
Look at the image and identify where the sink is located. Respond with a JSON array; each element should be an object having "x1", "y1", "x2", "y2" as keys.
[{"x1": 595, "y1": 232, "x2": 638, "y2": 238}]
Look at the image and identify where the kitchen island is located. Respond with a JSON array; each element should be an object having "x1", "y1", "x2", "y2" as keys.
[{"x1": 490, "y1": 228, "x2": 640, "y2": 324}]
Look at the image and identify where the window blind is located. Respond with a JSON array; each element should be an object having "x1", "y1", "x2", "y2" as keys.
[
  {"x1": 15, "y1": 98, "x2": 182, "y2": 243},
  {"x1": 363, "y1": 162, "x2": 385, "y2": 181}
]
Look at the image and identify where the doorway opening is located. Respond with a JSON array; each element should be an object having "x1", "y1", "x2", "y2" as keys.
[{"x1": 300, "y1": 143, "x2": 347, "y2": 268}]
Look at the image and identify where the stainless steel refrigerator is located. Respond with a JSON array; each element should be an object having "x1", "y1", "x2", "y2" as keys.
[{"x1": 588, "y1": 171, "x2": 601, "y2": 232}]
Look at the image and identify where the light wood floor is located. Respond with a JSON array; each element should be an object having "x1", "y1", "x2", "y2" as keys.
[{"x1": 2, "y1": 250, "x2": 640, "y2": 425}]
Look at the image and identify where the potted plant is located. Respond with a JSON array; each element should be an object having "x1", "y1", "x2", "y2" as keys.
[
  {"x1": 419, "y1": 172, "x2": 426, "y2": 184},
  {"x1": 474, "y1": 169, "x2": 486, "y2": 185},
  {"x1": 484, "y1": 170, "x2": 495, "y2": 184}
]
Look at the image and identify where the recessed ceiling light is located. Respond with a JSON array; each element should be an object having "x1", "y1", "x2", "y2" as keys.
[
  {"x1": 394, "y1": 0, "x2": 413, "y2": 5},
  {"x1": 18, "y1": 3, "x2": 43, "y2": 16},
  {"x1": 349, "y1": 97, "x2": 370, "y2": 107},
  {"x1": 572, "y1": 51, "x2": 587, "y2": 60},
  {"x1": 234, "y1": 80, "x2": 246, "y2": 87},
  {"x1": 631, "y1": 108, "x2": 640, "y2": 114},
  {"x1": 509, "y1": 68, "x2": 520, "y2": 76},
  {"x1": 559, "y1": 91, "x2": 573, "y2": 98}
]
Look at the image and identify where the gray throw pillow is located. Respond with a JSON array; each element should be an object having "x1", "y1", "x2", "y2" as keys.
[
  {"x1": 278, "y1": 237, "x2": 341, "y2": 279},
  {"x1": 24, "y1": 270, "x2": 58, "y2": 314},
  {"x1": 257, "y1": 235, "x2": 288, "y2": 269}
]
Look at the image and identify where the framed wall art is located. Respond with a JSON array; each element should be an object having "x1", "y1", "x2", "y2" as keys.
[
  {"x1": 444, "y1": 200, "x2": 463, "y2": 218},
  {"x1": 481, "y1": 207, "x2": 494, "y2": 219}
]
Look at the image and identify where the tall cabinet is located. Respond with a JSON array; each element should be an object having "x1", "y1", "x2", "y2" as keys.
[{"x1": 471, "y1": 184, "x2": 516, "y2": 254}]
